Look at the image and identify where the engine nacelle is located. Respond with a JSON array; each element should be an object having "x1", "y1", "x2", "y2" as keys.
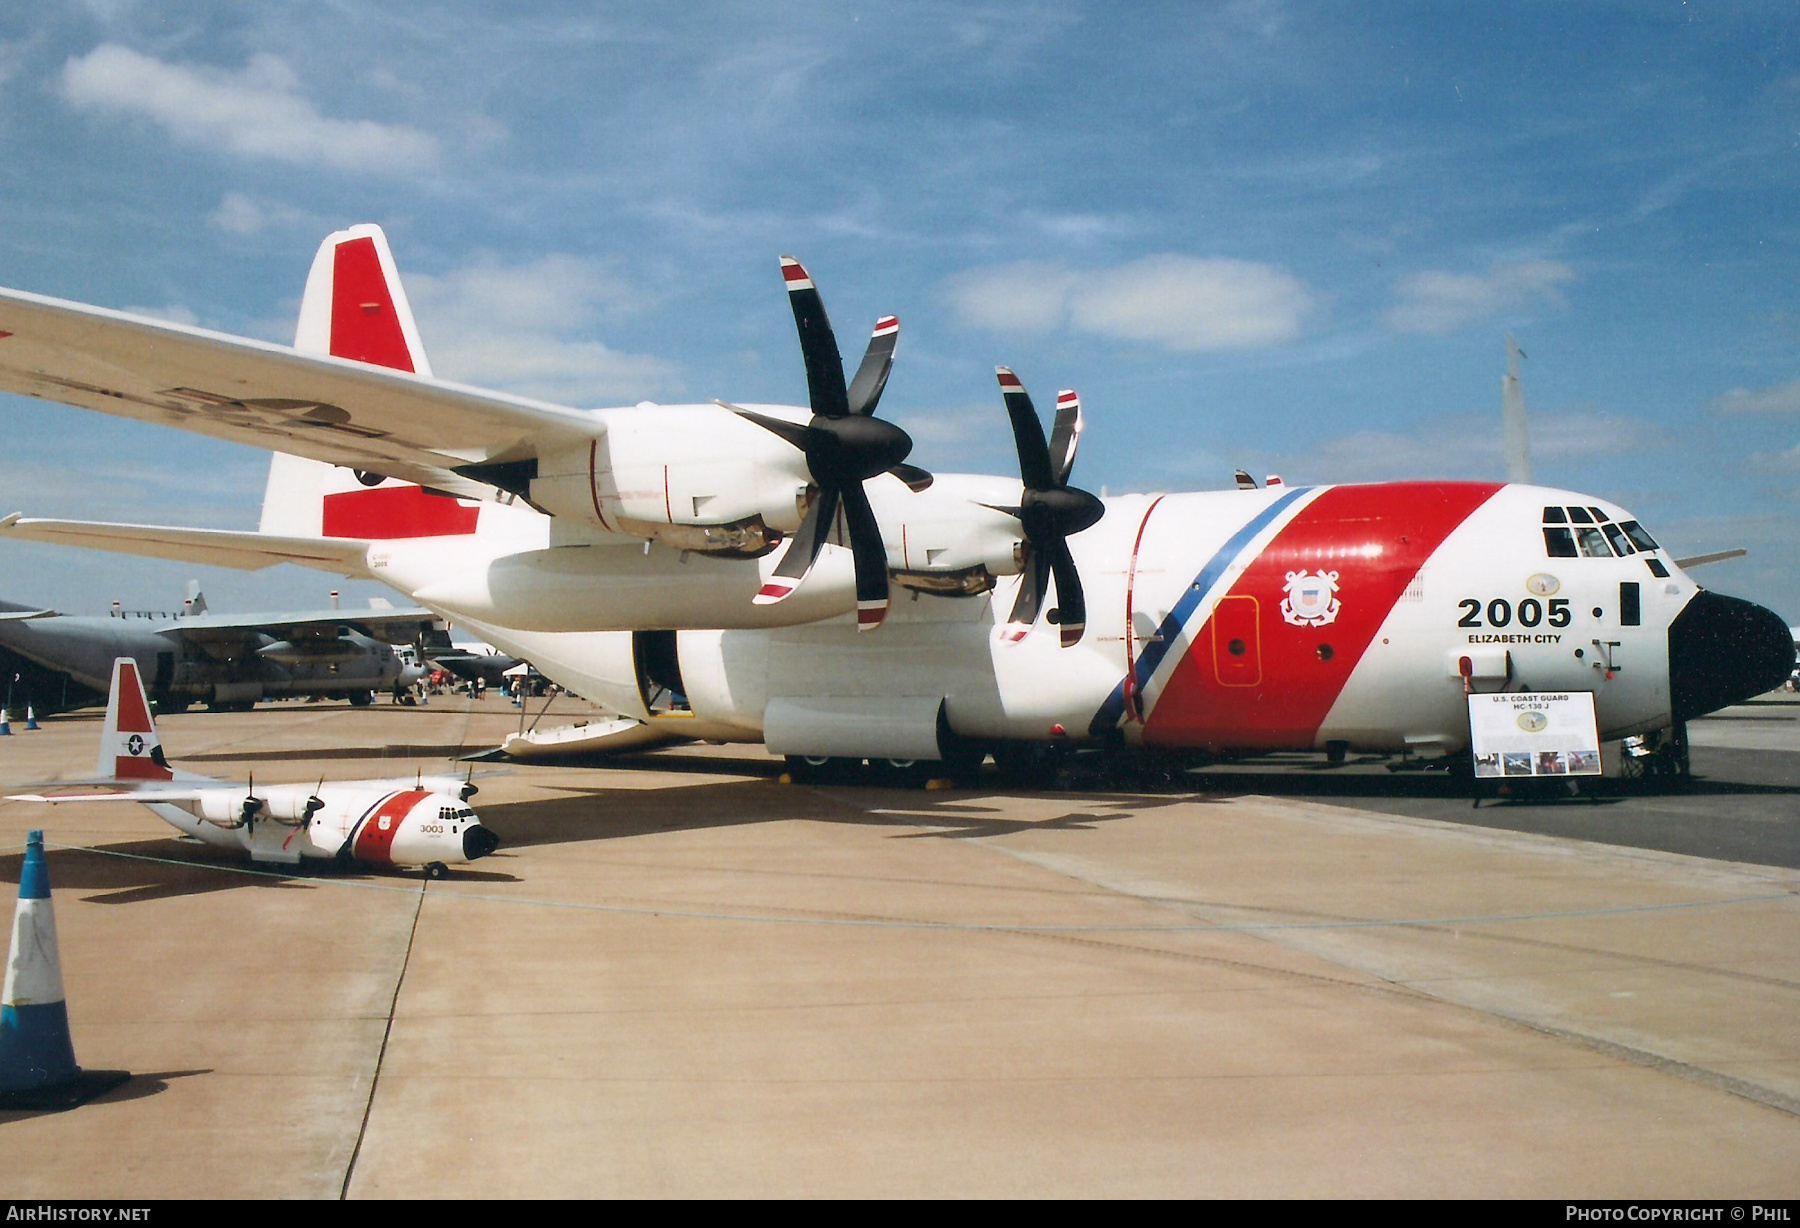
[
  {"x1": 871, "y1": 473, "x2": 1026, "y2": 592},
  {"x1": 530, "y1": 403, "x2": 811, "y2": 555}
]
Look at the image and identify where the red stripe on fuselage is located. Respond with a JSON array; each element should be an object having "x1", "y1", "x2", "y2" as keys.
[
  {"x1": 351, "y1": 790, "x2": 426, "y2": 867},
  {"x1": 1142, "y1": 482, "x2": 1501, "y2": 750},
  {"x1": 321, "y1": 486, "x2": 480, "y2": 539}
]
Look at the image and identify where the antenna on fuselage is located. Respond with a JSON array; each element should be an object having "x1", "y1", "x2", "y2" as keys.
[{"x1": 1503, "y1": 334, "x2": 1533, "y2": 485}]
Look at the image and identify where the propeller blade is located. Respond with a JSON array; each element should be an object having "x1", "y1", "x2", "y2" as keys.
[
  {"x1": 780, "y1": 256, "x2": 848, "y2": 418},
  {"x1": 996, "y1": 368, "x2": 1055, "y2": 490},
  {"x1": 845, "y1": 316, "x2": 899, "y2": 417},
  {"x1": 1005, "y1": 548, "x2": 1049, "y2": 639},
  {"x1": 1048, "y1": 391, "x2": 1084, "y2": 487},
  {"x1": 755, "y1": 485, "x2": 839, "y2": 605},
  {"x1": 888, "y1": 462, "x2": 934, "y2": 492},
  {"x1": 1046, "y1": 536, "x2": 1087, "y2": 647},
  {"x1": 729, "y1": 404, "x2": 817, "y2": 452},
  {"x1": 838, "y1": 480, "x2": 889, "y2": 631}
]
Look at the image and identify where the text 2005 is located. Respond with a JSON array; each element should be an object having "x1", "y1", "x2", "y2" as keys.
[{"x1": 1456, "y1": 597, "x2": 1570, "y2": 629}]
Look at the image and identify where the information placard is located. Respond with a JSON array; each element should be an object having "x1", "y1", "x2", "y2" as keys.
[{"x1": 1468, "y1": 692, "x2": 1603, "y2": 778}]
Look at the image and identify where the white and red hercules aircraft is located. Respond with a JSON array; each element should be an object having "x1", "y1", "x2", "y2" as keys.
[
  {"x1": 0, "y1": 226, "x2": 1789, "y2": 780},
  {"x1": 11, "y1": 657, "x2": 497, "y2": 875}
]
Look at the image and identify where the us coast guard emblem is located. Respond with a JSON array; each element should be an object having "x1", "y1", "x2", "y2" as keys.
[{"x1": 1280, "y1": 570, "x2": 1341, "y2": 627}]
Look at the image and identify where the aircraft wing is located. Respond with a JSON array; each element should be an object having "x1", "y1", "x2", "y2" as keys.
[
  {"x1": 0, "y1": 513, "x2": 372, "y2": 575},
  {"x1": 171, "y1": 606, "x2": 441, "y2": 645},
  {"x1": 0, "y1": 285, "x2": 600, "y2": 493}
]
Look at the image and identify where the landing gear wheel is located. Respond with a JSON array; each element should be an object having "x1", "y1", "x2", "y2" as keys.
[
  {"x1": 873, "y1": 758, "x2": 930, "y2": 788},
  {"x1": 348, "y1": 690, "x2": 374, "y2": 707},
  {"x1": 785, "y1": 754, "x2": 841, "y2": 785},
  {"x1": 424, "y1": 862, "x2": 449, "y2": 880}
]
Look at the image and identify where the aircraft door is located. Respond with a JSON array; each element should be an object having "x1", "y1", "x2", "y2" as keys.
[
  {"x1": 633, "y1": 630, "x2": 689, "y2": 716},
  {"x1": 153, "y1": 651, "x2": 175, "y2": 698},
  {"x1": 1210, "y1": 595, "x2": 1262, "y2": 687}
]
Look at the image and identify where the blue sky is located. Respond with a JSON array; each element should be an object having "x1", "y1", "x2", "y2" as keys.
[{"x1": 3, "y1": 1, "x2": 1799, "y2": 622}]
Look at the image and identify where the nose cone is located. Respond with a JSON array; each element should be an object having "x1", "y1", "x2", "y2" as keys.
[
  {"x1": 1668, "y1": 590, "x2": 1795, "y2": 721},
  {"x1": 462, "y1": 823, "x2": 499, "y2": 861}
]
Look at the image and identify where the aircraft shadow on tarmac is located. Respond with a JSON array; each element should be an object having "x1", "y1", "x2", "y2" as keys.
[
  {"x1": 478, "y1": 768, "x2": 1206, "y2": 851},
  {"x1": 182, "y1": 743, "x2": 480, "y2": 763},
  {"x1": 0, "y1": 840, "x2": 519, "y2": 906}
]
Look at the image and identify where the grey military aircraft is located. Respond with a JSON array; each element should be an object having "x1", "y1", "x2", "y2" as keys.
[{"x1": 0, "y1": 586, "x2": 432, "y2": 714}]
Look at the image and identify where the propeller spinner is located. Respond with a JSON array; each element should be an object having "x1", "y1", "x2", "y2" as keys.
[
  {"x1": 731, "y1": 257, "x2": 914, "y2": 631},
  {"x1": 991, "y1": 369, "x2": 1105, "y2": 647}
]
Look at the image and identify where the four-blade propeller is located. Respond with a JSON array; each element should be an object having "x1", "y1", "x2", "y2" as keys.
[
  {"x1": 732, "y1": 257, "x2": 913, "y2": 631},
  {"x1": 989, "y1": 368, "x2": 1105, "y2": 647}
]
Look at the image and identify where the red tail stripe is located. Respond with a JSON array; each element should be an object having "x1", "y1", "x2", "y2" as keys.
[
  {"x1": 322, "y1": 486, "x2": 479, "y2": 539},
  {"x1": 113, "y1": 663, "x2": 155, "y2": 733},
  {"x1": 329, "y1": 237, "x2": 414, "y2": 372}
]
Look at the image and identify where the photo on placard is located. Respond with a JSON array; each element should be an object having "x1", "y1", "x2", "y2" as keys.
[
  {"x1": 1536, "y1": 751, "x2": 1568, "y2": 775},
  {"x1": 1474, "y1": 751, "x2": 1503, "y2": 777},
  {"x1": 1502, "y1": 752, "x2": 1533, "y2": 776},
  {"x1": 1566, "y1": 749, "x2": 1602, "y2": 774}
]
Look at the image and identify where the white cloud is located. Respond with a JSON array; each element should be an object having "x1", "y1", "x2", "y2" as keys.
[
  {"x1": 946, "y1": 255, "x2": 1314, "y2": 351},
  {"x1": 59, "y1": 44, "x2": 439, "y2": 173},
  {"x1": 208, "y1": 191, "x2": 310, "y2": 236},
  {"x1": 1713, "y1": 376, "x2": 1800, "y2": 415},
  {"x1": 1198, "y1": 409, "x2": 1670, "y2": 487},
  {"x1": 405, "y1": 255, "x2": 679, "y2": 406},
  {"x1": 1384, "y1": 258, "x2": 1575, "y2": 335}
]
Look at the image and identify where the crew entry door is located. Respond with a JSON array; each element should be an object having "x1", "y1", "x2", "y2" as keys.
[{"x1": 1211, "y1": 595, "x2": 1262, "y2": 686}]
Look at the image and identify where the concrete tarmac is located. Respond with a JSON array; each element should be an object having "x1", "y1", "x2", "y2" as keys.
[{"x1": 0, "y1": 697, "x2": 1796, "y2": 1198}]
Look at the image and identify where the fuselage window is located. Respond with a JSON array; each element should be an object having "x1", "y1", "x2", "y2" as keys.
[
  {"x1": 1543, "y1": 506, "x2": 1568, "y2": 524},
  {"x1": 1544, "y1": 527, "x2": 1578, "y2": 557},
  {"x1": 1568, "y1": 506, "x2": 1595, "y2": 524},
  {"x1": 1576, "y1": 527, "x2": 1613, "y2": 557},
  {"x1": 1620, "y1": 520, "x2": 1659, "y2": 552},
  {"x1": 1601, "y1": 523, "x2": 1634, "y2": 555}
]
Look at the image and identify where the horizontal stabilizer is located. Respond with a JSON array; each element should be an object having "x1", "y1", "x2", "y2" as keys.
[{"x1": 0, "y1": 513, "x2": 371, "y2": 576}]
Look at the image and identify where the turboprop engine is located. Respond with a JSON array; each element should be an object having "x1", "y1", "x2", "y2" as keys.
[{"x1": 529, "y1": 403, "x2": 814, "y2": 556}]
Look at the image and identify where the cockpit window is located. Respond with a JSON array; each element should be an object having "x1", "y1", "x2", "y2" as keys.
[
  {"x1": 1620, "y1": 520, "x2": 1659, "y2": 551},
  {"x1": 1587, "y1": 507, "x2": 1608, "y2": 523},
  {"x1": 1544, "y1": 527, "x2": 1578, "y2": 557},
  {"x1": 1543, "y1": 506, "x2": 1567, "y2": 524},
  {"x1": 1576, "y1": 526, "x2": 1613, "y2": 557},
  {"x1": 1601, "y1": 522, "x2": 1634, "y2": 555},
  {"x1": 1568, "y1": 506, "x2": 1595, "y2": 524}
]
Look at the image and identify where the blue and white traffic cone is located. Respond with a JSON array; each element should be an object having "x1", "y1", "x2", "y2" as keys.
[
  {"x1": 0, "y1": 831, "x2": 129, "y2": 1110},
  {"x1": 24, "y1": 706, "x2": 37, "y2": 731}
]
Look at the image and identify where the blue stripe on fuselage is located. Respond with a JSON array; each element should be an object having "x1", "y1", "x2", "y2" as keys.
[{"x1": 1087, "y1": 486, "x2": 1313, "y2": 736}]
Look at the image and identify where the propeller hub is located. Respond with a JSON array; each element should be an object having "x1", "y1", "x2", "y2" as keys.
[
  {"x1": 1022, "y1": 487, "x2": 1105, "y2": 540},
  {"x1": 807, "y1": 414, "x2": 913, "y2": 485}
]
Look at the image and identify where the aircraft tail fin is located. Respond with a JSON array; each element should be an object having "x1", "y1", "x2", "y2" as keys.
[
  {"x1": 295, "y1": 223, "x2": 432, "y2": 375},
  {"x1": 260, "y1": 224, "x2": 495, "y2": 544},
  {"x1": 98, "y1": 658, "x2": 175, "y2": 783}
]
